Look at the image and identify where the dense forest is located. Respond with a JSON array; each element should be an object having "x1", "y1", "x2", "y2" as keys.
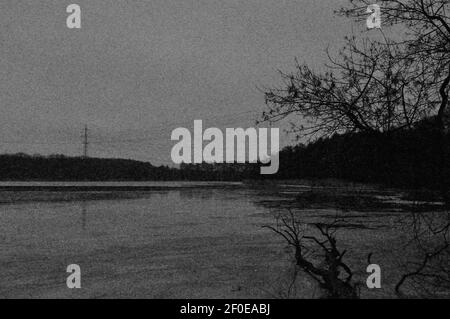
[
  {"x1": 0, "y1": 118, "x2": 447, "y2": 190},
  {"x1": 273, "y1": 119, "x2": 449, "y2": 189},
  {"x1": 0, "y1": 154, "x2": 177, "y2": 181},
  {"x1": 0, "y1": 153, "x2": 258, "y2": 181}
]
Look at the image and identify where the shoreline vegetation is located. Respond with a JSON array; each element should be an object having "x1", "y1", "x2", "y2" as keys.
[
  {"x1": 0, "y1": 178, "x2": 445, "y2": 210},
  {"x1": 255, "y1": 0, "x2": 450, "y2": 298},
  {"x1": 1, "y1": 149, "x2": 446, "y2": 298},
  {"x1": 1, "y1": 121, "x2": 449, "y2": 191}
]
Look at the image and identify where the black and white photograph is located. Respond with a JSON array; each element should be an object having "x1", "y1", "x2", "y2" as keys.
[{"x1": 0, "y1": 0, "x2": 449, "y2": 306}]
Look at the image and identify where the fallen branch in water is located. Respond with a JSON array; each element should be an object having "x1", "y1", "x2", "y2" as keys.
[{"x1": 264, "y1": 209, "x2": 359, "y2": 299}]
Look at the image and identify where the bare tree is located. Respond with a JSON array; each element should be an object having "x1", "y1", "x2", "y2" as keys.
[
  {"x1": 262, "y1": 0, "x2": 450, "y2": 147},
  {"x1": 264, "y1": 210, "x2": 359, "y2": 299},
  {"x1": 261, "y1": 0, "x2": 450, "y2": 298},
  {"x1": 261, "y1": 37, "x2": 433, "y2": 141},
  {"x1": 342, "y1": 5, "x2": 450, "y2": 289},
  {"x1": 339, "y1": 0, "x2": 450, "y2": 202},
  {"x1": 395, "y1": 209, "x2": 450, "y2": 297},
  {"x1": 341, "y1": 0, "x2": 450, "y2": 127}
]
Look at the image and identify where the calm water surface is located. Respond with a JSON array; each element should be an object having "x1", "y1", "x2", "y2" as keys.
[
  {"x1": 0, "y1": 182, "x2": 288, "y2": 298},
  {"x1": 0, "y1": 181, "x2": 411, "y2": 298}
]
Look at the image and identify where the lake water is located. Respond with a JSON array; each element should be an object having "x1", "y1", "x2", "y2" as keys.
[
  {"x1": 0, "y1": 182, "x2": 293, "y2": 298},
  {"x1": 0, "y1": 181, "x2": 436, "y2": 298}
]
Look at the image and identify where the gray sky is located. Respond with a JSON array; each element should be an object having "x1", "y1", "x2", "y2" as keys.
[{"x1": 0, "y1": 0, "x2": 355, "y2": 165}]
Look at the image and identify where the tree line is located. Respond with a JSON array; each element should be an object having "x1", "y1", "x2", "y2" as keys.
[
  {"x1": 0, "y1": 153, "x2": 259, "y2": 181},
  {"x1": 0, "y1": 118, "x2": 446, "y2": 188}
]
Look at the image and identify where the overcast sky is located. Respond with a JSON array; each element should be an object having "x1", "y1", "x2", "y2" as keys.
[{"x1": 0, "y1": 0, "x2": 357, "y2": 165}]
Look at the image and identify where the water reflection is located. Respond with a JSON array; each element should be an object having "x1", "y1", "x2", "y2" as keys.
[
  {"x1": 80, "y1": 201, "x2": 87, "y2": 231},
  {"x1": 179, "y1": 188, "x2": 214, "y2": 200}
]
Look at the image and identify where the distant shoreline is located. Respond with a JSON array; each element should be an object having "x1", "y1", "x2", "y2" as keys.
[
  {"x1": 0, "y1": 181, "x2": 245, "y2": 205},
  {"x1": 0, "y1": 181, "x2": 244, "y2": 192}
]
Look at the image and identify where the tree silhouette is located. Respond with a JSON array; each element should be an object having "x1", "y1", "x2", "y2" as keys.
[{"x1": 262, "y1": 36, "x2": 434, "y2": 142}]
